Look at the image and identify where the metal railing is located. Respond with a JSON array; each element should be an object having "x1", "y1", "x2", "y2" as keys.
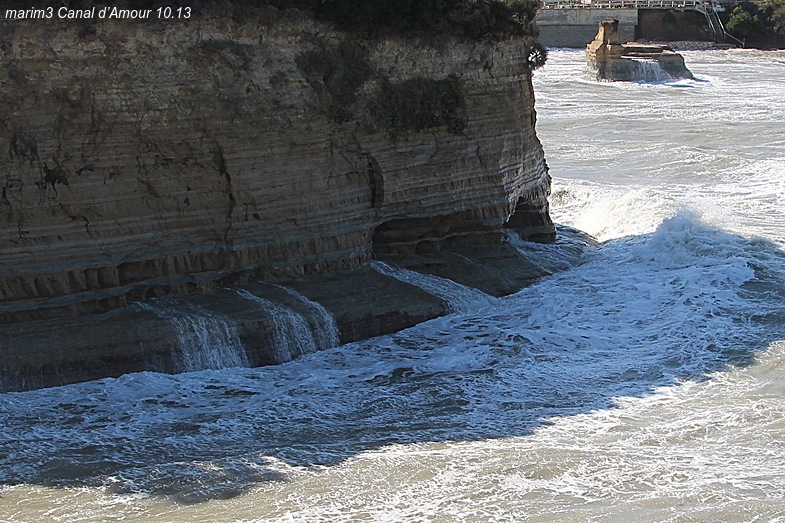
[
  {"x1": 540, "y1": 0, "x2": 745, "y2": 46},
  {"x1": 705, "y1": 7, "x2": 746, "y2": 45},
  {"x1": 541, "y1": 0, "x2": 710, "y2": 12}
]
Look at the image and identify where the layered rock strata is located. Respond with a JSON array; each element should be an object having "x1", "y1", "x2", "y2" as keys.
[
  {"x1": 587, "y1": 19, "x2": 694, "y2": 81},
  {"x1": 0, "y1": 270, "x2": 449, "y2": 392},
  {"x1": 0, "y1": 9, "x2": 555, "y2": 390}
]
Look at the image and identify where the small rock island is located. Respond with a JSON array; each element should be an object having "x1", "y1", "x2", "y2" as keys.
[{"x1": 587, "y1": 20, "x2": 694, "y2": 81}]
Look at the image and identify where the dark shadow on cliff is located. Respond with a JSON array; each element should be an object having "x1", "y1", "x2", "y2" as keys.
[{"x1": 2, "y1": 220, "x2": 785, "y2": 504}]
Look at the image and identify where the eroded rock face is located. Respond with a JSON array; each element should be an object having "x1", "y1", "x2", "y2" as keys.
[
  {"x1": 0, "y1": 10, "x2": 556, "y2": 390},
  {"x1": 0, "y1": 12, "x2": 552, "y2": 323},
  {"x1": 586, "y1": 19, "x2": 694, "y2": 81}
]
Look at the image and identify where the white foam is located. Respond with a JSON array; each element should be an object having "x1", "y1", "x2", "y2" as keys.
[
  {"x1": 136, "y1": 300, "x2": 248, "y2": 372},
  {"x1": 370, "y1": 261, "x2": 498, "y2": 313},
  {"x1": 236, "y1": 288, "x2": 334, "y2": 363},
  {"x1": 270, "y1": 285, "x2": 340, "y2": 350},
  {"x1": 549, "y1": 179, "x2": 678, "y2": 242},
  {"x1": 627, "y1": 58, "x2": 678, "y2": 83},
  {"x1": 2, "y1": 48, "x2": 785, "y2": 523},
  {"x1": 505, "y1": 228, "x2": 590, "y2": 274}
]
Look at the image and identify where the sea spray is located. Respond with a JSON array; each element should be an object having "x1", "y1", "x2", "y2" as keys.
[
  {"x1": 235, "y1": 288, "x2": 335, "y2": 363},
  {"x1": 629, "y1": 59, "x2": 676, "y2": 83},
  {"x1": 270, "y1": 285, "x2": 340, "y2": 349},
  {"x1": 370, "y1": 261, "x2": 497, "y2": 313},
  {"x1": 549, "y1": 181, "x2": 678, "y2": 242},
  {"x1": 136, "y1": 300, "x2": 248, "y2": 372},
  {"x1": 506, "y1": 226, "x2": 593, "y2": 274},
  {"x1": 2, "y1": 49, "x2": 785, "y2": 522}
]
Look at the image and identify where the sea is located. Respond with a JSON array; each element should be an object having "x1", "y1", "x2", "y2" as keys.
[{"x1": 1, "y1": 48, "x2": 784, "y2": 522}]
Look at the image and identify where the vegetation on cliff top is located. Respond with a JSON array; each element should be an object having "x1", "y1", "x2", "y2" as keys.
[
  {"x1": 295, "y1": 39, "x2": 374, "y2": 122},
  {"x1": 295, "y1": 40, "x2": 468, "y2": 136},
  {"x1": 5, "y1": 0, "x2": 539, "y2": 39},
  {"x1": 310, "y1": 0, "x2": 539, "y2": 38},
  {"x1": 370, "y1": 75, "x2": 467, "y2": 139},
  {"x1": 187, "y1": 0, "x2": 539, "y2": 38},
  {"x1": 725, "y1": 0, "x2": 785, "y2": 47},
  {"x1": 284, "y1": 1, "x2": 544, "y2": 133}
]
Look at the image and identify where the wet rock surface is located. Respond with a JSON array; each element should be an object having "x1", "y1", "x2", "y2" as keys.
[
  {"x1": 0, "y1": 9, "x2": 556, "y2": 390},
  {"x1": 587, "y1": 19, "x2": 695, "y2": 81}
]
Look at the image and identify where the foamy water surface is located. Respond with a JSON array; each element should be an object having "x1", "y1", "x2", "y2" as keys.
[{"x1": 1, "y1": 49, "x2": 785, "y2": 522}]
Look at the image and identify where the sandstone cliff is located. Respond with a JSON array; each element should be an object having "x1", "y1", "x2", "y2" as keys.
[
  {"x1": 586, "y1": 19, "x2": 694, "y2": 81},
  {"x1": 0, "y1": 6, "x2": 555, "y2": 390}
]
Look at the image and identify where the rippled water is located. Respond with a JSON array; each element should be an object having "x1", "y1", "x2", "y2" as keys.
[{"x1": 2, "y1": 49, "x2": 785, "y2": 522}]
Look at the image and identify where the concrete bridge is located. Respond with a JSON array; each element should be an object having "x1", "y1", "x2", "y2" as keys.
[{"x1": 537, "y1": 0, "x2": 734, "y2": 47}]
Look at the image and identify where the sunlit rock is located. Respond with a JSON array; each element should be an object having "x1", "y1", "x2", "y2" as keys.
[{"x1": 587, "y1": 20, "x2": 694, "y2": 81}]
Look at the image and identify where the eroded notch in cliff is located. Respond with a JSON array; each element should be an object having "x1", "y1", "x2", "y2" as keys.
[
  {"x1": 506, "y1": 169, "x2": 556, "y2": 243},
  {"x1": 367, "y1": 153, "x2": 383, "y2": 208},
  {"x1": 372, "y1": 211, "x2": 501, "y2": 257},
  {"x1": 371, "y1": 213, "x2": 551, "y2": 298},
  {"x1": 211, "y1": 141, "x2": 236, "y2": 246}
]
